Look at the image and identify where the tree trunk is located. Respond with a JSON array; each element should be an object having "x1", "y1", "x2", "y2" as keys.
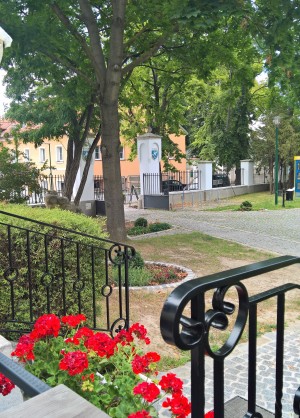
[
  {"x1": 64, "y1": 139, "x2": 84, "y2": 200},
  {"x1": 101, "y1": 103, "x2": 126, "y2": 242}
]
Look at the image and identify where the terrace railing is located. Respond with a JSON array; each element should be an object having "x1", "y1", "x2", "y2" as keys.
[
  {"x1": 0, "y1": 210, "x2": 135, "y2": 338},
  {"x1": 160, "y1": 255, "x2": 300, "y2": 418}
]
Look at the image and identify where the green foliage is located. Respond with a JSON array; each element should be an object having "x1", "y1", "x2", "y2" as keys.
[
  {"x1": 129, "y1": 251, "x2": 145, "y2": 269},
  {"x1": 127, "y1": 222, "x2": 172, "y2": 236},
  {"x1": 239, "y1": 201, "x2": 253, "y2": 211},
  {"x1": 134, "y1": 217, "x2": 148, "y2": 228},
  {"x1": 148, "y1": 222, "x2": 172, "y2": 233},
  {"x1": 0, "y1": 145, "x2": 43, "y2": 203},
  {"x1": 0, "y1": 204, "x2": 108, "y2": 335},
  {"x1": 123, "y1": 268, "x2": 153, "y2": 287}
]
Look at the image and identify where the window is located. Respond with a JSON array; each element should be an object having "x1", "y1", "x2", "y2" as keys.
[
  {"x1": 39, "y1": 148, "x2": 45, "y2": 163},
  {"x1": 95, "y1": 146, "x2": 101, "y2": 160},
  {"x1": 119, "y1": 146, "x2": 124, "y2": 160},
  {"x1": 56, "y1": 146, "x2": 63, "y2": 162},
  {"x1": 24, "y1": 149, "x2": 30, "y2": 161}
]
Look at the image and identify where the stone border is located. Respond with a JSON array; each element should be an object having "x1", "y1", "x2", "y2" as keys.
[{"x1": 129, "y1": 261, "x2": 195, "y2": 292}]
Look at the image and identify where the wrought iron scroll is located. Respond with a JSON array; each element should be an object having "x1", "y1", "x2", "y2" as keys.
[{"x1": 160, "y1": 255, "x2": 300, "y2": 418}]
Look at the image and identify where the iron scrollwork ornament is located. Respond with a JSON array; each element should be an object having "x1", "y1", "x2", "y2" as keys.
[
  {"x1": 110, "y1": 318, "x2": 127, "y2": 337},
  {"x1": 204, "y1": 282, "x2": 249, "y2": 359},
  {"x1": 160, "y1": 281, "x2": 249, "y2": 356},
  {"x1": 109, "y1": 244, "x2": 136, "y2": 266}
]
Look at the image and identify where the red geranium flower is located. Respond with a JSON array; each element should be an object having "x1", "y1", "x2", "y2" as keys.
[
  {"x1": 145, "y1": 352, "x2": 160, "y2": 363},
  {"x1": 159, "y1": 373, "x2": 183, "y2": 394},
  {"x1": 132, "y1": 354, "x2": 149, "y2": 374},
  {"x1": 128, "y1": 410, "x2": 152, "y2": 418},
  {"x1": 131, "y1": 352, "x2": 160, "y2": 375},
  {"x1": 162, "y1": 392, "x2": 191, "y2": 417},
  {"x1": 205, "y1": 411, "x2": 214, "y2": 418},
  {"x1": 11, "y1": 334, "x2": 35, "y2": 362},
  {"x1": 59, "y1": 351, "x2": 89, "y2": 376},
  {"x1": 74, "y1": 326, "x2": 94, "y2": 341},
  {"x1": 61, "y1": 314, "x2": 86, "y2": 328},
  {"x1": 0, "y1": 373, "x2": 15, "y2": 396},
  {"x1": 129, "y1": 323, "x2": 150, "y2": 344},
  {"x1": 133, "y1": 382, "x2": 160, "y2": 403},
  {"x1": 30, "y1": 313, "x2": 61, "y2": 340},
  {"x1": 114, "y1": 329, "x2": 134, "y2": 345},
  {"x1": 84, "y1": 332, "x2": 116, "y2": 357}
]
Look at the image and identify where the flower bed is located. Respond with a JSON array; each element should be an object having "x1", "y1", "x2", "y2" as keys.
[
  {"x1": 4, "y1": 313, "x2": 192, "y2": 417},
  {"x1": 144, "y1": 263, "x2": 188, "y2": 286}
]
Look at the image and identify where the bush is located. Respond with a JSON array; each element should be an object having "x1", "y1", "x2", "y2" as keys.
[
  {"x1": 127, "y1": 226, "x2": 149, "y2": 236},
  {"x1": 148, "y1": 222, "x2": 172, "y2": 233},
  {"x1": 127, "y1": 222, "x2": 171, "y2": 236},
  {"x1": 239, "y1": 201, "x2": 253, "y2": 211},
  {"x1": 129, "y1": 251, "x2": 145, "y2": 269},
  {"x1": 0, "y1": 204, "x2": 108, "y2": 336},
  {"x1": 134, "y1": 217, "x2": 148, "y2": 228}
]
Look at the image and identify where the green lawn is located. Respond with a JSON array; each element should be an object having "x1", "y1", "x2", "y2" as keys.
[{"x1": 207, "y1": 191, "x2": 300, "y2": 211}]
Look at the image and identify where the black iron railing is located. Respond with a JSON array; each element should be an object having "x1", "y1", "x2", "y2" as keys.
[
  {"x1": 0, "y1": 210, "x2": 135, "y2": 337},
  {"x1": 160, "y1": 255, "x2": 300, "y2": 418},
  {"x1": 143, "y1": 171, "x2": 201, "y2": 195}
]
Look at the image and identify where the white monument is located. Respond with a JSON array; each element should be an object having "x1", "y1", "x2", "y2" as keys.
[
  {"x1": 137, "y1": 132, "x2": 162, "y2": 195},
  {"x1": 197, "y1": 161, "x2": 213, "y2": 189},
  {"x1": 0, "y1": 27, "x2": 12, "y2": 63},
  {"x1": 73, "y1": 138, "x2": 96, "y2": 214},
  {"x1": 240, "y1": 159, "x2": 254, "y2": 186}
]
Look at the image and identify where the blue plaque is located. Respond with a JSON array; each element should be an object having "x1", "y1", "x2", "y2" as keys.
[{"x1": 152, "y1": 149, "x2": 158, "y2": 160}]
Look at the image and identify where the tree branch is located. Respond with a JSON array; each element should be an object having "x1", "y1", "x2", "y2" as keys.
[
  {"x1": 122, "y1": 34, "x2": 167, "y2": 75},
  {"x1": 51, "y1": 2, "x2": 92, "y2": 59},
  {"x1": 78, "y1": 0, "x2": 107, "y2": 91}
]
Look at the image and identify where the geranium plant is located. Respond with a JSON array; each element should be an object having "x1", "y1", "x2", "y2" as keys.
[{"x1": 10, "y1": 313, "x2": 191, "y2": 417}]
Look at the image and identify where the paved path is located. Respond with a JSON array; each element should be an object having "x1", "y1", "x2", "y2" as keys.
[
  {"x1": 125, "y1": 206, "x2": 300, "y2": 417},
  {"x1": 125, "y1": 206, "x2": 300, "y2": 256}
]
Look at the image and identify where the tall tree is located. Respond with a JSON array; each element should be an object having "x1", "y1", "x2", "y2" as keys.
[{"x1": 1, "y1": 0, "x2": 267, "y2": 240}]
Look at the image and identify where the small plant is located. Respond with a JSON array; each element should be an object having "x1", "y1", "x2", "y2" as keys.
[
  {"x1": 129, "y1": 251, "x2": 145, "y2": 269},
  {"x1": 127, "y1": 226, "x2": 149, "y2": 236},
  {"x1": 134, "y1": 217, "x2": 148, "y2": 228},
  {"x1": 127, "y1": 222, "x2": 171, "y2": 236},
  {"x1": 10, "y1": 313, "x2": 191, "y2": 417},
  {"x1": 239, "y1": 201, "x2": 252, "y2": 211},
  {"x1": 148, "y1": 222, "x2": 172, "y2": 233}
]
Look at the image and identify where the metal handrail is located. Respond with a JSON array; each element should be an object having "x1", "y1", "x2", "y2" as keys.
[
  {"x1": 160, "y1": 255, "x2": 300, "y2": 418},
  {"x1": 0, "y1": 352, "x2": 50, "y2": 397}
]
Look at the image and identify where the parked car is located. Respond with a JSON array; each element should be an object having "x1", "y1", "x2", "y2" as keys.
[
  {"x1": 162, "y1": 179, "x2": 186, "y2": 194},
  {"x1": 212, "y1": 173, "x2": 230, "y2": 188}
]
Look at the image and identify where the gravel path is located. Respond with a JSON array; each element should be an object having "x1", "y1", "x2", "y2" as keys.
[{"x1": 125, "y1": 206, "x2": 300, "y2": 256}]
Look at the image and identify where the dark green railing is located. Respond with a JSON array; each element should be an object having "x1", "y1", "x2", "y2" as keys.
[{"x1": 160, "y1": 255, "x2": 300, "y2": 418}]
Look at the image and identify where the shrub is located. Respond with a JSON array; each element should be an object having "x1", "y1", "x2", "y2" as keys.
[
  {"x1": 240, "y1": 201, "x2": 253, "y2": 211},
  {"x1": 148, "y1": 222, "x2": 171, "y2": 233},
  {"x1": 127, "y1": 226, "x2": 149, "y2": 236},
  {"x1": 129, "y1": 251, "x2": 145, "y2": 269},
  {"x1": 134, "y1": 217, "x2": 148, "y2": 228},
  {"x1": 0, "y1": 204, "x2": 108, "y2": 336}
]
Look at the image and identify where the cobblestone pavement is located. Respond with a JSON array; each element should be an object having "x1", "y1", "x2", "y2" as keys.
[
  {"x1": 125, "y1": 206, "x2": 300, "y2": 417},
  {"x1": 157, "y1": 324, "x2": 300, "y2": 417},
  {"x1": 125, "y1": 206, "x2": 300, "y2": 256}
]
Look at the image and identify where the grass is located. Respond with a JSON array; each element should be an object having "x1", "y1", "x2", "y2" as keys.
[
  {"x1": 206, "y1": 191, "x2": 300, "y2": 211},
  {"x1": 121, "y1": 230, "x2": 300, "y2": 371},
  {"x1": 129, "y1": 231, "x2": 272, "y2": 276}
]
